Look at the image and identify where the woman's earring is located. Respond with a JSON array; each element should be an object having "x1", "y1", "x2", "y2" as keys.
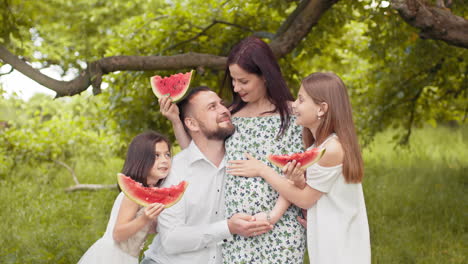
[{"x1": 317, "y1": 115, "x2": 321, "y2": 120}]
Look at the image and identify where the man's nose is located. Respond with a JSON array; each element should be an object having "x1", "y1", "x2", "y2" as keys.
[{"x1": 218, "y1": 104, "x2": 229, "y2": 115}]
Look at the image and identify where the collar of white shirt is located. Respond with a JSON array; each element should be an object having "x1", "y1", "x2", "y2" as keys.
[{"x1": 186, "y1": 140, "x2": 226, "y2": 169}]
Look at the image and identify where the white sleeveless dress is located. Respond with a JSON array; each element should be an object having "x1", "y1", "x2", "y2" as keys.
[
  {"x1": 78, "y1": 192, "x2": 151, "y2": 264},
  {"x1": 306, "y1": 134, "x2": 371, "y2": 264}
]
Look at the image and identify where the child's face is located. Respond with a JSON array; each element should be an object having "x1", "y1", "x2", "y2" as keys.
[
  {"x1": 292, "y1": 85, "x2": 322, "y2": 128},
  {"x1": 148, "y1": 141, "x2": 171, "y2": 186}
]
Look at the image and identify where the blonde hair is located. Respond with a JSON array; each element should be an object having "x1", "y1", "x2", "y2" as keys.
[{"x1": 301, "y1": 72, "x2": 364, "y2": 183}]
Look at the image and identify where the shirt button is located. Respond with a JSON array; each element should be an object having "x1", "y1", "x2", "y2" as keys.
[
  {"x1": 215, "y1": 211, "x2": 218, "y2": 214},
  {"x1": 217, "y1": 189, "x2": 220, "y2": 192}
]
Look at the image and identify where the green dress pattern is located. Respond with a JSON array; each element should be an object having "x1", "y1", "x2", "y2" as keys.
[{"x1": 222, "y1": 116, "x2": 306, "y2": 264}]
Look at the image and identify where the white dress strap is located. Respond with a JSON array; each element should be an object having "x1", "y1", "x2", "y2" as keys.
[
  {"x1": 103, "y1": 192, "x2": 125, "y2": 240},
  {"x1": 316, "y1": 133, "x2": 337, "y2": 148}
]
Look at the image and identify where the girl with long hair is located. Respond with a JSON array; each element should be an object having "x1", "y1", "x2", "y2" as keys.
[{"x1": 78, "y1": 131, "x2": 171, "y2": 264}]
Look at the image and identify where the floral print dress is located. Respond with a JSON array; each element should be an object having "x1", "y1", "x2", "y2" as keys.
[{"x1": 223, "y1": 116, "x2": 306, "y2": 264}]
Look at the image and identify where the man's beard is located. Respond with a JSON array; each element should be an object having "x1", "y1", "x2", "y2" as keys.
[{"x1": 200, "y1": 122, "x2": 235, "y2": 140}]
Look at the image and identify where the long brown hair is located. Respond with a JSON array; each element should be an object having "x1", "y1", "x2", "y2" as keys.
[
  {"x1": 122, "y1": 131, "x2": 171, "y2": 187},
  {"x1": 223, "y1": 36, "x2": 294, "y2": 137},
  {"x1": 301, "y1": 72, "x2": 363, "y2": 183}
]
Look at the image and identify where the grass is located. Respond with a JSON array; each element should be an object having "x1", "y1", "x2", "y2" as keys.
[
  {"x1": 361, "y1": 126, "x2": 467, "y2": 264},
  {"x1": 0, "y1": 157, "x2": 122, "y2": 264},
  {"x1": 0, "y1": 126, "x2": 466, "y2": 263}
]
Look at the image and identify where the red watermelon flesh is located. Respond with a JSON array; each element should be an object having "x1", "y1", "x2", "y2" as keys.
[
  {"x1": 267, "y1": 148, "x2": 326, "y2": 169},
  {"x1": 117, "y1": 173, "x2": 188, "y2": 208},
  {"x1": 150, "y1": 70, "x2": 193, "y2": 102}
]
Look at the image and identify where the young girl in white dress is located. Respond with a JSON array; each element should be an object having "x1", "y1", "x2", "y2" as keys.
[
  {"x1": 78, "y1": 131, "x2": 171, "y2": 264},
  {"x1": 227, "y1": 72, "x2": 371, "y2": 263}
]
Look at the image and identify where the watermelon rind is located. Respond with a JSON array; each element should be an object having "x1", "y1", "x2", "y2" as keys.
[
  {"x1": 267, "y1": 148, "x2": 326, "y2": 170},
  {"x1": 150, "y1": 70, "x2": 194, "y2": 102},
  {"x1": 117, "y1": 173, "x2": 188, "y2": 208},
  {"x1": 302, "y1": 148, "x2": 326, "y2": 169}
]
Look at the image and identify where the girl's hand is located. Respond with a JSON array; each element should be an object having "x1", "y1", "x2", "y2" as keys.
[
  {"x1": 254, "y1": 211, "x2": 280, "y2": 225},
  {"x1": 283, "y1": 160, "x2": 306, "y2": 189},
  {"x1": 148, "y1": 221, "x2": 158, "y2": 234},
  {"x1": 158, "y1": 95, "x2": 180, "y2": 123},
  {"x1": 297, "y1": 209, "x2": 307, "y2": 228},
  {"x1": 253, "y1": 212, "x2": 269, "y2": 223},
  {"x1": 227, "y1": 153, "x2": 269, "y2": 178},
  {"x1": 143, "y1": 203, "x2": 165, "y2": 222}
]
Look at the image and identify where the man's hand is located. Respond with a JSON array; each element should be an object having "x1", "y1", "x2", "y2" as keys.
[{"x1": 227, "y1": 213, "x2": 273, "y2": 237}]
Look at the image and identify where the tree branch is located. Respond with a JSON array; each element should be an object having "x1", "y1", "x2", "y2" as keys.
[
  {"x1": 0, "y1": 45, "x2": 226, "y2": 97},
  {"x1": 0, "y1": 0, "x2": 339, "y2": 97},
  {"x1": 269, "y1": 0, "x2": 340, "y2": 58},
  {"x1": 52, "y1": 159, "x2": 118, "y2": 192},
  {"x1": 399, "y1": 59, "x2": 444, "y2": 145},
  {"x1": 54, "y1": 159, "x2": 79, "y2": 185},
  {"x1": 399, "y1": 86, "x2": 424, "y2": 145},
  {"x1": 132, "y1": 15, "x2": 169, "y2": 36},
  {"x1": 161, "y1": 21, "x2": 220, "y2": 53},
  {"x1": 275, "y1": 0, "x2": 311, "y2": 37},
  {"x1": 0, "y1": 45, "x2": 93, "y2": 97},
  {"x1": 214, "y1": 20, "x2": 275, "y2": 39},
  {"x1": 65, "y1": 184, "x2": 117, "y2": 192},
  {"x1": 161, "y1": 19, "x2": 275, "y2": 54},
  {"x1": 392, "y1": 0, "x2": 468, "y2": 48}
]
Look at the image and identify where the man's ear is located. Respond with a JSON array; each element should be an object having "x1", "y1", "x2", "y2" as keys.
[{"x1": 184, "y1": 117, "x2": 199, "y2": 132}]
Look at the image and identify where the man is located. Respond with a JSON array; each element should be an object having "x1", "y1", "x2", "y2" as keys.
[{"x1": 141, "y1": 87, "x2": 272, "y2": 264}]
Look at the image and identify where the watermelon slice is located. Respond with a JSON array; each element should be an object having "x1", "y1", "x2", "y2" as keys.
[
  {"x1": 117, "y1": 173, "x2": 188, "y2": 208},
  {"x1": 267, "y1": 148, "x2": 326, "y2": 169},
  {"x1": 150, "y1": 70, "x2": 193, "y2": 102}
]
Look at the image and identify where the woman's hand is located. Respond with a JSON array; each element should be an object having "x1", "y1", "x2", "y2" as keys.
[
  {"x1": 283, "y1": 160, "x2": 306, "y2": 189},
  {"x1": 158, "y1": 95, "x2": 180, "y2": 123},
  {"x1": 227, "y1": 153, "x2": 269, "y2": 178},
  {"x1": 143, "y1": 203, "x2": 165, "y2": 222}
]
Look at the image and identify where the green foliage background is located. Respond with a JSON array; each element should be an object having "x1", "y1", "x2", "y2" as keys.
[
  {"x1": 1, "y1": 0, "x2": 466, "y2": 144},
  {"x1": 0, "y1": 0, "x2": 467, "y2": 263}
]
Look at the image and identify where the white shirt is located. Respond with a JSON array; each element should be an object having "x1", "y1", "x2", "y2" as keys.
[
  {"x1": 306, "y1": 158, "x2": 371, "y2": 263},
  {"x1": 144, "y1": 141, "x2": 232, "y2": 264}
]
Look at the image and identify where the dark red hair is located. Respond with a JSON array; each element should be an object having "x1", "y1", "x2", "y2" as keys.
[{"x1": 223, "y1": 36, "x2": 294, "y2": 137}]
